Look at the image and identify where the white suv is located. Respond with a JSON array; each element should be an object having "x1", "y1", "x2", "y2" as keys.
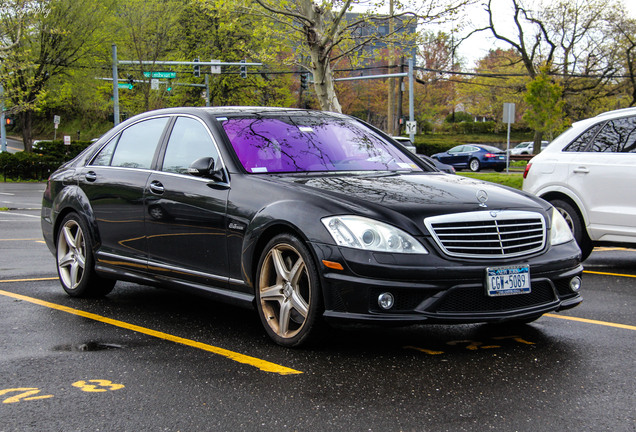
[{"x1": 523, "y1": 107, "x2": 636, "y2": 260}]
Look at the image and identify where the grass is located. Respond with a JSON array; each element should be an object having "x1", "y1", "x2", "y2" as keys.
[{"x1": 457, "y1": 172, "x2": 524, "y2": 190}]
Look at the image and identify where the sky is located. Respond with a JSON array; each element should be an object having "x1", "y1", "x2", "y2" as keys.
[{"x1": 432, "y1": 0, "x2": 636, "y2": 69}]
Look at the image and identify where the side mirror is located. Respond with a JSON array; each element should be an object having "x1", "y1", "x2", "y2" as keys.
[{"x1": 188, "y1": 157, "x2": 225, "y2": 183}]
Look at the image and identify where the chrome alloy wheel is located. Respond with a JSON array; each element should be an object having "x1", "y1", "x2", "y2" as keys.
[
  {"x1": 557, "y1": 207, "x2": 575, "y2": 233},
  {"x1": 258, "y1": 243, "x2": 311, "y2": 340},
  {"x1": 57, "y1": 219, "x2": 87, "y2": 290}
]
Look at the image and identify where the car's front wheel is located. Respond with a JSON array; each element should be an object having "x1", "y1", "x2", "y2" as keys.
[
  {"x1": 255, "y1": 233, "x2": 322, "y2": 347},
  {"x1": 549, "y1": 199, "x2": 594, "y2": 260},
  {"x1": 56, "y1": 213, "x2": 115, "y2": 297},
  {"x1": 469, "y1": 158, "x2": 481, "y2": 172}
]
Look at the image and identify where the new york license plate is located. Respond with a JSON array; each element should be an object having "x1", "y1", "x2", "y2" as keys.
[{"x1": 486, "y1": 265, "x2": 531, "y2": 297}]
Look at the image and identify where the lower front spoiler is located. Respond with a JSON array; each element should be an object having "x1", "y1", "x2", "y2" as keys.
[{"x1": 323, "y1": 294, "x2": 582, "y2": 325}]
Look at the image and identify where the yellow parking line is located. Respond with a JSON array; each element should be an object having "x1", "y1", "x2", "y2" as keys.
[
  {"x1": 0, "y1": 289, "x2": 302, "y2": 375},
  {"x1": 0, "y1": 277, "x2": 59, "y2": 283},
  {"x1": 545, "y1": 314, "x2": 636, "y2": 331},
  {"x1": 583, "y1": 270, "x2": 636, "y2": 278}
]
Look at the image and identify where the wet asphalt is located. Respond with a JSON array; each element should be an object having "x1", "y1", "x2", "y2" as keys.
[{"x1": 1, "y1": 182, "x2": 634, "y2": 432}]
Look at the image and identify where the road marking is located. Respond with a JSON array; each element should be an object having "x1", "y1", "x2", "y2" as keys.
[
  {"x1": 0, "y1": 238, "x2": 42, "y2": 242},
  {"x1": 1, "y1": 212, "x2": 40, "y2": 219},
  {"x1": 583, "y1": 270, "x2": 636, "y2": 278},
  {"x1": 0, "y1": 289, "x2": 302, "y2": 375},
  {"x1": 0, "y1": 277, "x2": 59, "y2": 283},
  {"x1": 545, "y1": 314, "x2": 636, "y2": 331}
]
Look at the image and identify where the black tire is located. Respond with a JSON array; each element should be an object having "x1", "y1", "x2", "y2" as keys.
[
  {"x1": 494, "y1": 166, "x2": 504, "y2": 172},
  {"x1": 469, "y1": 158, "x2": 481, "y2": 172},
  {"x1": 255, "y1": 233, "x2": 323, "y2": 347},
  {"x1": 549, "y1": 199, "x2": 594, "y2": 260},
  {"x1": 56, "y1": 213, "x2": 115, "y2": 297}
]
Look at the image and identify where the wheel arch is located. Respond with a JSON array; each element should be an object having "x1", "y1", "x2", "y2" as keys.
[
  {"x1": 51, "y1": 186, "x2": 101, "y2": 253},
  {"x1": 539, "y1": 190, "x2": 589, "y2": 229}
]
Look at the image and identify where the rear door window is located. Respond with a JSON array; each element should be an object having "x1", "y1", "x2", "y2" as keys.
[{"x1": 93, "y1": 117, "x2": 169, "y2": 168}]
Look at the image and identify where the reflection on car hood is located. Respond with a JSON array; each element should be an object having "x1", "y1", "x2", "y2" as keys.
[{"x1": 278, "y1": 172, "x2": 548, "y2": 223}]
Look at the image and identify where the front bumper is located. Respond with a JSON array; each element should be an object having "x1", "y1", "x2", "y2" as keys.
[{"x1": 311, "y1": 240, "x2": 583, "y2": 325}]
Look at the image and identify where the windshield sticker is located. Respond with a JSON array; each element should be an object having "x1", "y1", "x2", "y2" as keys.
[
  {"x1": 216, "y1": 117, "x2": 228, "y2": 122},
  {"x1": 251, "y1": 167, "x2": 268, "y2": 173},
  {"x1": 397, "y1": 162, "x2": 413, "y2": 170},
  {"x1": 298, "y1": 126, "x2": 314, "y2": 133}
]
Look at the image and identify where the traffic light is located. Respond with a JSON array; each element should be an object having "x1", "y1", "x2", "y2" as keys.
[
  {"x1": 166, "y1": 80, "x2": 172, "y2": 92},
  {"x1": 240, "y1": 59, "x2": 247, "y2": 79},
  {"x1": 5, "y1": 116, "x2": 14, "y2": 126},
  {"x1": 127, "y1": 75, "x2": 134, "y2": 89},
  {"x1": 193, "y1": 58, "x2": 200, "y2": 77},
  {"x1": 300, "y1": 72, "x2": 308, "y2": 90}
]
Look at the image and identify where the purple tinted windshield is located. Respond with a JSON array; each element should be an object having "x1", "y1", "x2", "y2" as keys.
[{"x1": 221, "y1": 115, "x2": 422, "y2": 174}]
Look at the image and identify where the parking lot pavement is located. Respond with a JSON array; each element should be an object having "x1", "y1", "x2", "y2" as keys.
[{"x1": 1, "y1": 182, "x2": 635, "y2": 431}]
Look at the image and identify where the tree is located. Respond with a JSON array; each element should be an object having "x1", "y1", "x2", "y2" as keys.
[
  {"x1": 249, "y1": 0, "x2": 469, "y2": 113},
  {"x1": 113, "y1": 0, "x2": 186, "y2": 113},
  {"x1": 467, "y1": 0, "x2": 625, "y2": 152},
  {"x1": 1, "y1": 0, "x2": 115, "y2": 151},
  {"x1": 523, "y1": 69, "x2": 565, "y2": 140}
]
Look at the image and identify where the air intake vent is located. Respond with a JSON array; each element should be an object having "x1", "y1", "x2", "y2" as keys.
[{"x1": 425, "y1": 211, "x2": 546, "y2": 259}]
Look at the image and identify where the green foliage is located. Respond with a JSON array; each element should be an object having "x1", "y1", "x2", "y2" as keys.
[
  {"x1": 0, "y1": 151, "x2": 62, "y2": 181},
  {"x1": 444, "y1": 111, "x2": 473, "y2": 123},
  {"x1": 523, "y1": 70, "x2": 566, "y2": 136},
  {"x1": 458, "y1": 172, "x2": 524, "y2": 190},
  {"x1": 32, "y1": 140, "x2": 92, "y2": 160}
]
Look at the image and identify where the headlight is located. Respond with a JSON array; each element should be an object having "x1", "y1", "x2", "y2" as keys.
[
  {"x1": 322, "y1": 215, "x2": 428, "y2": 254},
  {"x1": 550, "y1": 207, "x2": 574, "y2": 246}
]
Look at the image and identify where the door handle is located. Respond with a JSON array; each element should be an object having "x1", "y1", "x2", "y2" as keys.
[
  {"x1": 149, "y1": 181, "x2": 164, "y2": 195},
  {"x1": 573, "y1": 167, "x2": 589, "y2": 174},
  {"x1": 85, "y1": 171, "x2": 97, "y2": 182}
]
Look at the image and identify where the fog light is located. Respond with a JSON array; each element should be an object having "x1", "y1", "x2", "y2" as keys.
[
  {"x1": 570, "y1": 276, "x2": 582, "y2": 292},
  {"x1": 378, "y1": 292, "x2": 395, "y2": 310}
]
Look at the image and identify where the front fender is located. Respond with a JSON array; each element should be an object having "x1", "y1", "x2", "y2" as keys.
[{"x1": 240, "y1": 199, "x2": 335, "y2": 288}]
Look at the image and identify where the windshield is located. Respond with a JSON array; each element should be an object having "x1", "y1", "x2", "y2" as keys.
[{"x1": 220, "y1": 115, "x2": 423, "y2": 174}]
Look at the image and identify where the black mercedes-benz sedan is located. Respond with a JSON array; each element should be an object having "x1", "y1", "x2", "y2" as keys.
[{"x1": 41, "y1": 107, "x2": 583, "y2": 346}]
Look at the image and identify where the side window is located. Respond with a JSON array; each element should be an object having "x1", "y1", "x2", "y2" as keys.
[
  {"x1": 110, "y1": 117, "x2": 169, "y2": 169},
  {"x1": 618, "y1": 116, "x2": 636, "y2": 153},
  {"x1": 91, "y1": 139, "x2": 117, "y2": 166},
  {"x1": 449, "y1": 146, "x2": 463, "y2": 154},
  {"x1": 564, "y1": 123, "x2": 603, "y2": 152},
  {"x1": 161, "y1": 117, "x2": 219, "y2": 174}
]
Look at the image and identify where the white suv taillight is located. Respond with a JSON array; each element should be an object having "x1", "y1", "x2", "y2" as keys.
[{"x1": 523, "y1": 162, "x2": 532, "y2": 179}]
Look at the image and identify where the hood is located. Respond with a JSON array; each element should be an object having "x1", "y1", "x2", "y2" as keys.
[{"x1": 274, "y1": 172, "x2": 550, "y2": 234}]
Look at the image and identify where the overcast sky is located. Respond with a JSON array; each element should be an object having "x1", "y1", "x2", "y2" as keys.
[{"x1": 431, "y1": 0, "x2": 636, "y2": 69}]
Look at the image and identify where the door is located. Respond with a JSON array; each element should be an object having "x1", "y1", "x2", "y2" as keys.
[
  {"x1": 144, "y1": 116, "x2": 230, "y2": 287},
  {"x1": 79, "y1": 116, "x2": 170, "y2": 268},
  {"x1": 568, "y1": 115, "x2": 636, "y2": 241}
]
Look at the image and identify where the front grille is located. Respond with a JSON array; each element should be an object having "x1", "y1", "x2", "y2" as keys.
[
  {"x1": 425, "y1": 210, "x2": 546, "y2": 259},
  {"x1": 434, "y1": 281, "x2": 556, "y2": 313}
]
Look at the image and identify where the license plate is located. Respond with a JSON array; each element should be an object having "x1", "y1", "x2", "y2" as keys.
[{"x1": 486, "y1": 265, "x2": 531, "y2": 297}]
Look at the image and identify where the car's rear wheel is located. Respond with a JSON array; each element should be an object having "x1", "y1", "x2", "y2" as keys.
[
  {"x1": 549, "y1": 199, "x2": 594, "y2": 260},
  {"x1": 56, "y1": 213, "x2": 115, "y2": 297},
  {"x1": 255, "y1": 234, "x2": 322, "y2": 347},
  {"x1": 469, "y1": 158, "x2": 481, "y2": 172}
]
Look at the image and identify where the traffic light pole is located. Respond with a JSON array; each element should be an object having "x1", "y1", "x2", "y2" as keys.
[
  {"x1": 112, "y1": 44, "x2": 120, "y2": 126},
  {"x1": 110, "y1": 45, "x2": 262, "y2": 125},
  {"x1": 1, "y1": 83, "x2": 6, "y2": 153}
]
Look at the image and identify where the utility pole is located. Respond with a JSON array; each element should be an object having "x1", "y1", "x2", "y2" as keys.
[
  {"x1": 1, "y1": 83, "x2": 6, "y2": 152},
  {"x1": 112, "y1": 44, "x2": 120, "y2": 126},
  {"x1": 387, "y1": 0, "x2": 395, "y2": 136}
]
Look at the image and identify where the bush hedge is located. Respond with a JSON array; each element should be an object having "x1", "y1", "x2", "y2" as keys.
[{"x1": 1, "y1": 140, "x2": 91, "y2": 181}]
